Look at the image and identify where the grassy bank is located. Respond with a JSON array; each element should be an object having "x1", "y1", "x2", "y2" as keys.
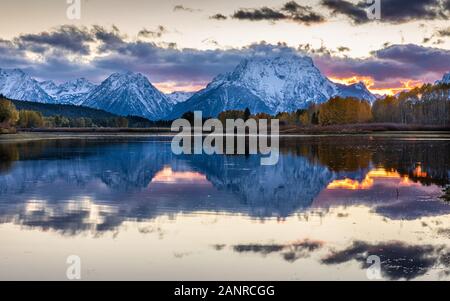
[{"x1": 279, "y1": 123, "x2": 450, "y2": 135}]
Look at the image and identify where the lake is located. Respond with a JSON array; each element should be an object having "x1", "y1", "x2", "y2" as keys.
[{"x1": 0, "y1": 134, "x2": 449, "y2": 280}]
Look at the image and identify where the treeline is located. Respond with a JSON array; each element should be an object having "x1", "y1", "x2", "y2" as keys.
[
  {"x1": 17, "y1": 110, "x2": 131, "y2": 128},
  {"x1": 1, "y1": 95, "x2": 168, "y2": 130},
  {"x1": 214, "y1": 98, "x2": 373, "y2": 127},
  {"x1": 215, "y1": 83, "x2": 449, "y2": 127},
  {"x1": 372, "y1": 83, "x2": 450, "y2": 125}
]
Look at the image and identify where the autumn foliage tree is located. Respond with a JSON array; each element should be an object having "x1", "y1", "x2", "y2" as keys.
[
  {"x1": 0, "y1": 96, "x2": 19, "y2": 129},
  {"x1": 318, "y1": 97, "x2": 372, "y2": 126},
  {"x1": 17, "y1": 110, "x2": 44, "y2": 128}
]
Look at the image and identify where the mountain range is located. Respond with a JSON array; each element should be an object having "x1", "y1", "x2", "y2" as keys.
[
  {"x1": 40, "y1": 78, "x2": 96, "y2": 105},
  {"x1": 2, "y1": 54, "x2": 446, "y2": 121}
]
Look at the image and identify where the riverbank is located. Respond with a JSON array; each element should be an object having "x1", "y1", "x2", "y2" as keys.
[
  {"x1": 1, "y1": 123, "x2": 449, "y2": 141},
  {"x1": 279, "y1": 123, "x2": 450, "y2": 134}
]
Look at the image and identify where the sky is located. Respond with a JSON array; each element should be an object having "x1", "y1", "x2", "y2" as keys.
[{"x1": 0, "y1": 0, "x2": 449, "y2": 94}]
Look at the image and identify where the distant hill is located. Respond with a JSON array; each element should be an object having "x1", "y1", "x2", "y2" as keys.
[
  {"x1": 11, "y1": 99, "x2": 121, "y2": 119},
  {"x1": 9, "y1": 99, "x2": 158, "y2": 127}
]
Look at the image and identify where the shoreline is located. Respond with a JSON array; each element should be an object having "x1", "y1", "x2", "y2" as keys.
[
  {"x1": 1, "y1": 130, "x2": 450, "y2": 143},
  {"x1": 1, "y1": 123, "x2": 450, "y2": 142}
]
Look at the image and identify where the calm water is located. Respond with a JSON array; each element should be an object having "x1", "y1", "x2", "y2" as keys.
[{"x1": 0, "y1": 134, "x2": 449, "y2": 280}]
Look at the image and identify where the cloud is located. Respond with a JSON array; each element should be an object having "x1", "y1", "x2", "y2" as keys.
[
  {"x1": 216, "y1": 239, "x2": 323, "y2": 263},
  {"x1": 14, "y1": 25, "x2": 93, "y2": 55},
  {"x1": 321, "y1": 241, "x2": 449, "y2": 280},
  {"x1": 233, "y1": 7, "x2": 286, "y2": 22},
  {"x1": 437, "y1": 27, "x2": 450, "y2": 37},
  {"x1": 231, "y1": 1, "x2": 325, "y2": 25},
  {"x1": 138, "y1": 26, "x2": 168, "y2": 38},
  {"x1": 0, "y1": 25, "x2": 448, "y2": 91},
  {"x1": 337, "y1": 46, "x2": 350, "y2": 52},
  {"x1": 173, "y1": 5, "x2": 201, "y2": 13},
  {"x1": 314, "y1": 44, "x2": 450, "y2": 86},
  {"x1": 210, "y1": 13, "x2": 228, "y2": 20},
  {"x1": 321, "y1": 0, "x2": 369, "y2": 24},
  {"x1": 321, "y1": 0, "x2": 450, "y2": 24},
  {"x1": 92, "y1": 25, "x2": 126, "y2": 52}
]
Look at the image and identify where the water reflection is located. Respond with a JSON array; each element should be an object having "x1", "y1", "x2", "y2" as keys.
[{"x1": 0, "y1": 135, "x2": 449, "y2": 280}]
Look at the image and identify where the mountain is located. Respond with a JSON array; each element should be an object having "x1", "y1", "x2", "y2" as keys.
[
  {"x1": 335, "y1": 82, "x2": 377, "y2": 103},
  {"x1": 39, "y1": 80, "x2": 59, "y2": 96},
  {"x1": 10, "y1": 98, "x2": 124, "y2": 119},
  {"x1": 436, "y1": 72, "x2": 450, "y2": 85},
  {"x1": 168, "y1": 54, "x2": 374, "y2": 118},
  {"x1": 0, "y1": 68, "x2": 54, "y2": 103},
  {"x1": 165, "y1": 91, "x2": 195, "y2": 105},
  {"x1": 40, "y1": 78, "x2": 96, "y2": 105},
  {"x1": 80, "y1": 72, "x2": 172, "y2": 120}
]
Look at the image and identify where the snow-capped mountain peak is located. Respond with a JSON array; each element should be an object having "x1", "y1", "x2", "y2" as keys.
[
  {"x1": 335, "y1": 81, "x2": 377, "y2": 103},
  {"x1": 39, "y1": 80, "x2": 59, "y2": 95},
  {"x1": 0, "y1": 68, "x2": 54, "y2": 103},
  {"x1": 39, "y1": 77, "x2": 97, "y2": 105},
  {"x1": 169, "y1": 53, "x2": 374, "y2": 118},
  {"x1": 165, "y1": 91, "x2": 195, "y2": 105},
  {"x1": 437, "y1": 72, "x2": 450, "y2": 85},
  {"x1": 80, "y1": 71, "x2": 172, "y2": 120},
  {"x1": 57, "y1": 78, "x2": 96, "y2": 95}
]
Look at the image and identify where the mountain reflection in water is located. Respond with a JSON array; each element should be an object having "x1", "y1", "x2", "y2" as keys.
[{"x1": 0, "y1": 135, "x2": 449, "y2": 280}]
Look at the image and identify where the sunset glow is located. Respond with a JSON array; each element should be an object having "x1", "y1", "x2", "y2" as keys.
[
  {"x1": 154, "y1": 82, "x2": 206, "y2": 94},
  {"x1": 326, "y1": 168, "x2": 416, "y2": 190},
  {"x1": 329, "y1": 76, "x2": 424, "y2": 96},
  {"x1": 151, "y1": 166, "x2": 209, "y2": 184}
]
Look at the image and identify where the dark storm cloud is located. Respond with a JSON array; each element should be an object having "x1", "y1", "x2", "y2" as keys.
[
  {"x1": 14, "y1": 25, "x2": 93, "y2": 55},
  {"x1": 321, "y1": 0, "x2": 450, "y2": 24},
  {"x1": 92, "y1": 25, "x2": 126, "y2": 52},
  {"x1": 321, "y1": 0, "x2": 369, "y2": 24},
  {"x1": 233, "y1": 7, "x2": 286, "y2": 22},
  {"x1": 321, "y1": 241, "x2": 449, "y2": 280},
  {"x1": 231, "y1": 1, "x2": 325, "y2": 25},
  {"x1": 282, "y1": 1, "x2": 326, "y2": 23}
]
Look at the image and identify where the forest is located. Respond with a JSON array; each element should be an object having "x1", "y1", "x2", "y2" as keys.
[{"x1": 0, "y1": 95, "x2": 169, "y2": 132}]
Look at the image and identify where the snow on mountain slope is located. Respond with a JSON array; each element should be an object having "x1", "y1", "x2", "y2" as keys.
[
  {"x1": 165, "y1": 91, "x2": 195, "y2": 105},
  {"x1": 335, "y1": 82, "x2": 377, "y2": 103},
  {"x1": 40, "y1": 78, "x2": 96, "y2": 104},
  {"x1": 80, "y1": 72, "x2": 172, "y2": 120},
  {"x1": 0, "y1": 68, "x2": 54, "y2": 103},
  {"x1": 437, "y1": 72, "x2": 450, "y2": 85}
]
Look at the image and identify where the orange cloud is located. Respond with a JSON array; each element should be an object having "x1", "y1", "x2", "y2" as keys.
[{"x1": 329, "y1": 76, "x2": 423, "y2": 96}]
